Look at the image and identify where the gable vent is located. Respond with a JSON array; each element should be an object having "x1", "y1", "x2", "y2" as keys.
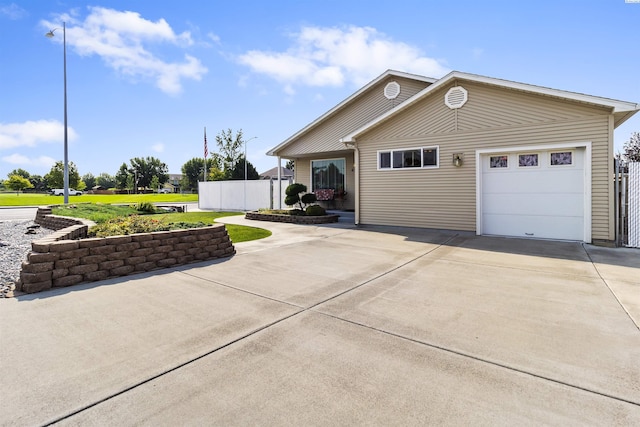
[
  {"x1": 445, "y1": 86, "x2": 468, "y2": 109},
  {"x1": 384, "y1": 81, "x2": 401, "y2": 100}
]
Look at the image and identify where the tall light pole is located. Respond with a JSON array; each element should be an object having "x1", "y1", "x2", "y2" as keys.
[
  {"x1": 244, "y1": 136, "x2": 257, "y2": 211},
  {"x1": 45, "y1": 23, "x2": 69, "y2": 204}
]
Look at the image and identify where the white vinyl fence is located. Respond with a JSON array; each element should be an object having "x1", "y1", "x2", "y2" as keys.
[
  {"x1": 628, "y1": 162, "x2": 639, "y2": 248},
  {"x1": 198, "y1": 179, "x2": 291, "y2": 211}
]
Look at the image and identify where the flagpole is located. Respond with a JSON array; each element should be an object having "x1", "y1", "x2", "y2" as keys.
[{"x1": 203, "y1": 127, "x2": 207, "y2": 182}]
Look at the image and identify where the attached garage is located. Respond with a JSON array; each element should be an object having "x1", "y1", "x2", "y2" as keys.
[
  {"x1": 268, "y1": 70, "x2": 639, "y2": 245},
  {"x1": 477, "y1": 144, "x2": 590, "y2": 241}
]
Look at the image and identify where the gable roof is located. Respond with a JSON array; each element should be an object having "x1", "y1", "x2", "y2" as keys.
[
  {"x1": 267, "y1": 70, "x2": 437, "y2": 156},
  {"x1": 259, "y1": 166, "x2": 293, "y2": 178},
  {"x1": 340, "y1": 71, "x2": 640, "y2": 143}
]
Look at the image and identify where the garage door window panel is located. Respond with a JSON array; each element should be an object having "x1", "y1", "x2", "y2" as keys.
[
  {"x1": 518, "y1": 154, "x2": 539, "y2": 168},
  {"x1": 490, "y1": 155, "x2": 509, "y2": 169},
  {"x1": 551, "y1": 151, "x2": 573, "y2": 166}
]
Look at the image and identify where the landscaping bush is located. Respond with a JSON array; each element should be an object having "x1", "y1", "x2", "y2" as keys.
[
  {"x1": 134, "y1": 201, "x2": 157, "y2": 214},
  {"x1": 88, "y1": 216, "x2": 211, "y2": 237},
  {"x1": 284, "y1": 183, "x2": 317, "y2": 210},
  {"x1": 305, "y1": 205, "x2": 326, "y2": 216}
]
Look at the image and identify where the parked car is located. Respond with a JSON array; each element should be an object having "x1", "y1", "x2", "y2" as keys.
[
  {"x1": 158, "y1": 188, "x2": 172, "y2": 194},
  {"x1": 50, "y1": 188, "x2": 83, "y2": 196}
]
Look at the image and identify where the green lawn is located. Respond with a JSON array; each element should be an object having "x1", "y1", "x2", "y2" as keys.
[
  {"x1": 0, "y1": 192, "x2": 198, "y2": 206},
  {"x1": 51, "y1": 203, "x2": 271, "y2": 243}
]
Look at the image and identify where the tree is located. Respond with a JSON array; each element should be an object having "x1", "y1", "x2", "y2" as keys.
[
  {"x1": 285, "y1": 159, "x2": 294, "y2": 172},
  {"x1": 215, "y1": 128, "x2": 244, "y2": 173},
  {"x1": 28, "y1": 175, "x2": 46, "y2": 192},
  {"x1": 96, "y1": 173, "x2": 116, "y2": 189},
  {"x1": 82, "y1": 173, "x2": 96, "y2": 190},
  {"x1": 129, "y1": 156, "x2": 169, "y2": 190},
  {"x1": 7, "y1": 168, "x2": 30, "y2": 179},
  {"x1": 4, "y1": 175, "x2": 34, "y2": 195},
  {"x1": 208, "y1": 167, "x2": 226, "y2": 181},
  {"x1": 229, "y1": 157, "x2": 259, "y2": 180},
  {"x1": 44, "y1": 161, "x2": 81, "y2": 189},
  {"x1": 115, "y1": 163, "x2": 129, "y2": 190},
  {"x1": 150, "y1": 175, "x2": 160, "y2": 192},
  {"x1": 623, "y1": 132, "x2": 640, "y2": 162},
  {"x1": 126, "y1": 174, "x2": 135, "y2": 194},
  {"x1": 181, "y1": 157, "x2": 220, "y2": 190}
]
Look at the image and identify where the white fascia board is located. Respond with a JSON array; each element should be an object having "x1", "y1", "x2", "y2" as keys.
[
  {"x1": 267, "y1": 70, "x2": 437, "y2": 156},
  {"x1": 341, "y1": 71, "x2": 639, "y2": 143},
  {"x1": 457, "y1": 72, "x2": 639, "y2": 113}
]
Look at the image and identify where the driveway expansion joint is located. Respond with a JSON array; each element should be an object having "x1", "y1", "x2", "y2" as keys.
[
  {"x1": 581, "y1": 243, "x2": 640, "y2": 332},
  {"x1": 313, "y1": 311, "x2": 640, "y2": 408}
]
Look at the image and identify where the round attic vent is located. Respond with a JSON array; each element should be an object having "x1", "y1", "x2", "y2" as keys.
[
  {"x1": 445, "y1": 86, "x2": 468, "y2": 109},
  {"x1": 384, "y1": 81, "x2": 401, "y2": 100}
]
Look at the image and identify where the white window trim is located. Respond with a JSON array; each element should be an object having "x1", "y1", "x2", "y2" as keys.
[
  {"x1": 377, "y1": 146, "x2": 440, "y2": 170},
  {"x1": 475, "y1": 142, "x2": 592, "y2": 243},
  {"x1": 310, "y1": 157, "x2": 347, "y2": 192}
]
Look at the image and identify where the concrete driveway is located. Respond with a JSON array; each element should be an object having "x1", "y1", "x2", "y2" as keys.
[{"x1": 1, "y1": 216, "x2": 639, "y2": 425}]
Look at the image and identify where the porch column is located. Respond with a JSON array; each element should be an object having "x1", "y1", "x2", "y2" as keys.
[
  {"x1": 343, "y1": 140, "x2": 360, "y2": 225},
  {"x1": 277, "y1": 156, "x2": 282, "y2": 209}
]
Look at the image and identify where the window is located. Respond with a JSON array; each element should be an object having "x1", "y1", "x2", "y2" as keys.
[
  {"x1": 490, "y1": 155, "x2": 508, "y2": 168},
  {"x1": 311, "y1": 159, "x2": 345, "y2": 192},
  {"x1": 550, "y1": 151, "x2": 572, "y2": 166},
  {"x1": 518, "y1": 154, "x2": 538, "y2": 167},
  {"x1": 378, "y1": 146, "x2": 439, "y2": 170}
]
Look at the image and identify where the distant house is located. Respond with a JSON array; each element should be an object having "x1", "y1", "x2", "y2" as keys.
[
  {"x1": 259, "y1": 166, "x2": 293, "y2": 180},
  {"x1": 267, "y1": 69, "x2": 639, "y2": 244},
  {"x1": 165, "y1": 174, "x2": 182, "y2": 192}
]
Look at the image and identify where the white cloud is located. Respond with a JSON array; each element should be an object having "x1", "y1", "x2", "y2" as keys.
[
  {"x1": 152, "y1": 143, "x2": 164, "y2": 153},
  {"x1": 2, "y1": 153, "x2": 56, "y2": 168},
  {"x1": 0, "y1": 3, "x2": 27, "y2": 20},
  {"x1": 0, "y1": 120, "x2": 77, "y2": 150},
  {"x1": 238, "y1": 25, "x2": 449, "y2": 91},
  {"x1": 207, "y1": 32, "x2": 221, "y2": 44},
  {"x1": 42, "y1": 7, "x2": 207, "y2": 95}
]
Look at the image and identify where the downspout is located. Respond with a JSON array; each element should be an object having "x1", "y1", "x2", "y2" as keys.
[{"x1": 343, "y1": 140, "x2": 360, "y2": 225}]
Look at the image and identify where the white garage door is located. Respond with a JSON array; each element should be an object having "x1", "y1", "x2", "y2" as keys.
[{"x1": 481, "y1": 148, "x2": 585, "y2": 241}]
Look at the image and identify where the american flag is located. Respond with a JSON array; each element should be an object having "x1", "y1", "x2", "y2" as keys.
[{"x1": 204, "y1": 128, "x2": 208, "y2": 158}]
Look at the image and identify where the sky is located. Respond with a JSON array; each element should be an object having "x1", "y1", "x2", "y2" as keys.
[{"x1": 1, "y1": 0, "x2": 639, "y2": 179}]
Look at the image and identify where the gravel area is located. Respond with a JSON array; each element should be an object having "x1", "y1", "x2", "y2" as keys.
[{"x1": 0, "y1": 220, "x2": 54, "y2": 298}]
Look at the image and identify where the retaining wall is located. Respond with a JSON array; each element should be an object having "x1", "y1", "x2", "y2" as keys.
[
  {"x1": 245, "y1": 211, "x2": 339, "y2": 224},
  {"x1": 18, "y1": 207, "x2": 235, "y2": 294}
]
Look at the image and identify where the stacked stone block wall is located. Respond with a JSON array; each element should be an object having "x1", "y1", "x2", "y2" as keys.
[
  {"x1": 246, "y1": 212, "x2": 339, "y2": 224},
  {"x1": 18, "y1": 208, "x2": 235, "y2": 294}
]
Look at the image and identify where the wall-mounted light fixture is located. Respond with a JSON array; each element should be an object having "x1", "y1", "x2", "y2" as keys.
[{"x1": 453, "y1": 153, "x2": 464, "y2": 167}]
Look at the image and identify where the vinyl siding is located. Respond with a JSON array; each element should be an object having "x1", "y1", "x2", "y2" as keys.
[
  {"x1": 277, "y1": 77, "x2": 431, "y2": 158},
  {"x1": 357, "y1": 82, "x2": 613, "y2": 240}
]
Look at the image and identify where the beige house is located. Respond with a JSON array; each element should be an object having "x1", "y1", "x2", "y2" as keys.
[{"x1": 267, "y1": 70, "x2": 639, "y2": 244}]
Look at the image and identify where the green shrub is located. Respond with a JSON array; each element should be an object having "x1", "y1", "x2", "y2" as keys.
[
  {"x1": 285, "y1": 183, "x2": 307, "y2": 196},
  {"x1": 305, "y1": 205, "x2": 326, "y2": 216},
  {"x1": 134, "y1": 201, "x2": 157, "y2": 214},
  {"x1": 285, "y1": 183, "x2": 317, "y2": 210},
  {"x1": 289, "y1": 209, "x2": 305, "y2": 216},
  {"x1": 88, "y1": 215, "x2": 170, "y2": 237},
  {"x1": 301, "y1": 193, "x2": 317, "y2": 205}
]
